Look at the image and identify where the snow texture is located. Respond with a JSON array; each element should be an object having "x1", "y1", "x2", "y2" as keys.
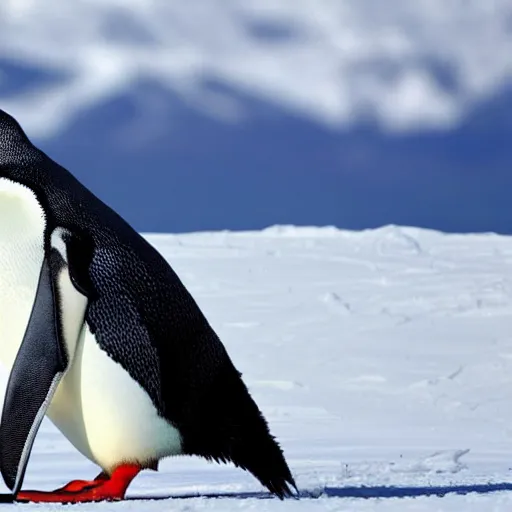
[
  {"x1": 0, "y1": 225, "x2": 512, "y2": 509},
  {"x1": 1, "y1": 1, "x2": 512, "y2": 137}
]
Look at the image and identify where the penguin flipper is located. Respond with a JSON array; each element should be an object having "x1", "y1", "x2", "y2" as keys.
[{"x1": 0, "y1": 247, "x2": 87, "y2": 495}]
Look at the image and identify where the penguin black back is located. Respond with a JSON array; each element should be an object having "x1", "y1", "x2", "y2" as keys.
[{"x1": 0, "y1": 109, "x2": 297, "y2": 498}]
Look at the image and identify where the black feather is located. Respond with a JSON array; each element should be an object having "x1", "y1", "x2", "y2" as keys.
[
  {"x1": 174, "y1": 331, "x2": 298, "y2": 499},
  {"x1": 0, "y1": 108, "x2": 297, "y2": 498}
]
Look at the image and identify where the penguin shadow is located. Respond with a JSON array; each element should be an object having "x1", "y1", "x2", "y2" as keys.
[
  {"x1": 126, "y1": 482, "x2": 512, "y2": 501},
  {"x1": 0, "y1": 482, "x2": 510, "y2": 504}
]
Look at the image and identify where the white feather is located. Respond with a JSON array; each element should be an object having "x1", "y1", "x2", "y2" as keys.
[{"x1": 0, "y1": 178, "x2": 182, "y2": 474}]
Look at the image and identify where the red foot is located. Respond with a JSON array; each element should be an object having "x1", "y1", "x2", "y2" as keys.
[
  {"x1": 56, "y1": 471, "x2": 108, "y2": 493},
  {"x1": 16, "y1": 464, "x2": 141, "y2": 503}
]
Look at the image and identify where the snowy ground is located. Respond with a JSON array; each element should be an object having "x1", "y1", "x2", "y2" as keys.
[{"x1": 2, "y1": 224, "x2": 512, "y2": 510}]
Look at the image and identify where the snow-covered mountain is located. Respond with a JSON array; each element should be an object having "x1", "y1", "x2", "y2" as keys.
[{"x1": 1, "y1": 1, "x2": 511, "y2": 233}]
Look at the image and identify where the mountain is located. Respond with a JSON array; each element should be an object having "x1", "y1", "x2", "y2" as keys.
[{"x1": 1, "y1": 1, "x2": 511, "y2": 233}]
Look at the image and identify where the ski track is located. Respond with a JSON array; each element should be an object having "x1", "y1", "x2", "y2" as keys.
[{"x1": 1, "y1": 224, "x2": 512, "y2": 510}]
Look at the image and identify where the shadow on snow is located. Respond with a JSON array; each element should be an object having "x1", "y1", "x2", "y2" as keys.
[
  {"x1": 0, "y1": 483, "x2": 509, "y2": 503},
  {"x1": 127, "y1": 482, "x2": 512, "y2": 501}
]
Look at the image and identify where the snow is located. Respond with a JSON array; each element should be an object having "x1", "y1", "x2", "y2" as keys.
[
  {"x1": 0, "y1": 224, "x2": 512, "y2": 509},
  {"x1": 1, "y1": 1, "x2": 512, "y2": 136}
]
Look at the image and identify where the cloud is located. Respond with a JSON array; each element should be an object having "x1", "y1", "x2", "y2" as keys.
[{"x1": 1, "y1": 0, "x2": 511, "y2": 137}]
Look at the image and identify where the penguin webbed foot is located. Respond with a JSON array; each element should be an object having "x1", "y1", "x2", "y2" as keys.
[
  {"x1": 54, "y1": 470, "x2": 109, "y2": 493},
  {"x1": 15, "y1": 464, "x2": 141, "y2": 503}
]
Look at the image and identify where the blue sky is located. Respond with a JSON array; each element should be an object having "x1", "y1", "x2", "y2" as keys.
[
  {"x1": 35, "y1": 81, "x2": 511, "y2": 234},
  {"x1": 1, "y1": 1, "x2": 511, "y2": 234}
]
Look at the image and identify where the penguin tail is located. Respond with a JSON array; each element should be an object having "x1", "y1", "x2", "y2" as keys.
[
  {"x1": 182, "y1": 363, "x2": 298, "y2": 499},
  {"x1": 237, "y1": 430, "x2": 299, "y2": 500},
  {"x1": 216, "y1": 403, "x2": 298, "y2": 500},
  {"x1": 223, "y1": 405, "x2": 298, "y2": 500}
]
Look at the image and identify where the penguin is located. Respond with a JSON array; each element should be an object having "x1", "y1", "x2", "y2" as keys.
[{"x1": 0, "y1": 109, "x2": 297, "y2": 503}]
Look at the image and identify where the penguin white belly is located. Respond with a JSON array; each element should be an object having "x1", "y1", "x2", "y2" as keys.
[
  {"x1": 0, "y1": 179, "x2": 46, "y2": 369},
  {"x1": 47, "y1": 326, "x2": 183, "y2": 472},
  {"x1": 0, "y1": 179, "x2": 182, "y2": 474}
]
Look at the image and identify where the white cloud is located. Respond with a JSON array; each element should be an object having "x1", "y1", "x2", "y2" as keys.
[{"x1": 0, "y1": 0, "x2": 511, "y2": 137}]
